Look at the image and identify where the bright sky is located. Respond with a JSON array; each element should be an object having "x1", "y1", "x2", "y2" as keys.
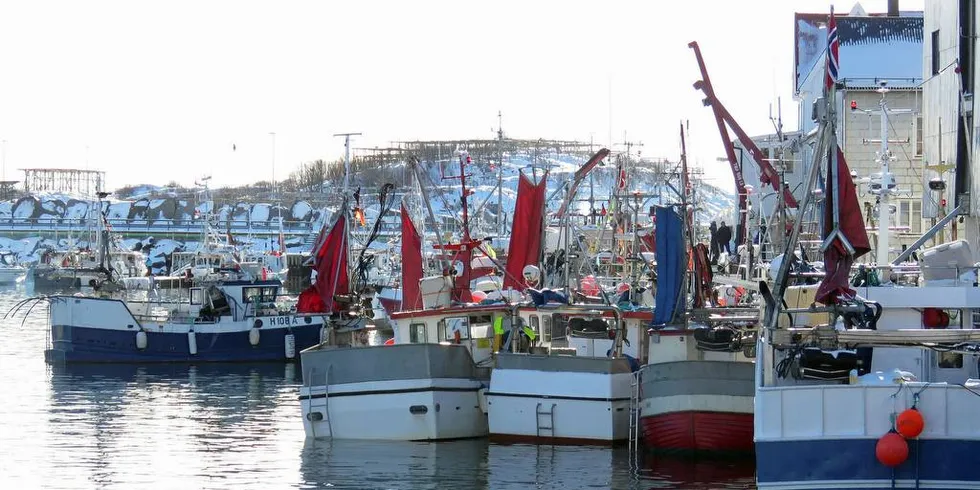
[{"x1": 0, "y1": 0, "x2": 924, "y2": 192}]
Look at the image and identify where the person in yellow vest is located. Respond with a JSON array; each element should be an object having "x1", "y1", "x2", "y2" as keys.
[{"x1": 492, "y1": 315, "x2": 505, "y2": 352}]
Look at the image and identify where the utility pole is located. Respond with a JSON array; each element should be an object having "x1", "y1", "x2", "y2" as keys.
[{"x1": 333, "y1": 132, "x2": 362, "y2": 196}]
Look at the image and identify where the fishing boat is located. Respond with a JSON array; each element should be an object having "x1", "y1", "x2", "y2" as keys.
[
  {"x1": 636, "y1": 205, "x2": 757, "y2": 455},
  {"x1": 755, "y1": 17, "x2": 980, "y2": 488},
  {"x1": 635, "y1": 125, "x2": 759, "y2": 455},
  {"x1": 300, "y1": 149, "x2": 504, "y2": 441},
  {"x1": 25, "y1": 186, "x2": 330, "y2": 364},
  {"x1": 30, "y1": 193, "x2": 147, "y2": 292},
  {"x1": 0, "y1": 251, "x2": 26, "y2": 284},
  {"x1": 483, "y1": 148, "x2": 653, "y2": 446}
]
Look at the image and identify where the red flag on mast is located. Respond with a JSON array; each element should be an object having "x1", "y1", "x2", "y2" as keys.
[
  {"x1": 297, "y1": 204, "x2": 350, "y2": 313},
  {"x1": 400, "y1": 204, "x2": 423, "y2": 311}
]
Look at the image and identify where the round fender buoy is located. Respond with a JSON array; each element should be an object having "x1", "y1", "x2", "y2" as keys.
[
  {"x1": 384, "y1": 338, "x2": 395, "y2": 346},
  {"x1": 896, "y1": 408, "x2": 925, "y2": 439},
  {"x1": 249, "y1": 327, "x2": 261, "y2": 346},
  {"x1": 876, "y1": 431, "x2": 909, "y2": 467},
  {"x1": 136, "y1": 330, "x2": 148, "y2": 350}
]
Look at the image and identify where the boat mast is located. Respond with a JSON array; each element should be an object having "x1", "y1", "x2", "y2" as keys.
[
  {"x1": 872, "y1": 84, "x2": 897, "y2": 276},
  {"x1": 497, "y1": 111, "x2": 504, "y2": 236},
  {"x1": 334, "y1": 132, "x2": 362, "y2": 197}
]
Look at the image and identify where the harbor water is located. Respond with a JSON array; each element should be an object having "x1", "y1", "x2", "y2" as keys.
[{"x1": 0, "y1": 287, "x2": 755, "y2": 489}]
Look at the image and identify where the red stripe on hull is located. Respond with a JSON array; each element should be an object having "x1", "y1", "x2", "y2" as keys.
[{"x1": 640, "y1": 411, "x2": 753, "y2": 453}]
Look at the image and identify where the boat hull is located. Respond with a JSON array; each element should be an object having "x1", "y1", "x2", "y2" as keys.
[
  {"x1": 486, "y1": 353, "x2": 632, "y2": 445},
  {"x1": 45, "y1": 322, "x2": 322, "y2": 363},
  {"x1": 640, "y1": 360, "x2": 755, "y2": 454},
  {"x1": 299, "y1": 343, "x2": 489, "y2": 441},
  {"x1": 0, "y1": 268, "x2": 25, "y2": 284},
  {"x1": 638, "y1": 360, "x2": 754, "y2": 454},
  {"x1": 300, "y1": 378, "x2": 488, "y2": 441},
  {"x1": 756, "y1": 438, "x2": 980, "y2": 490},
  {"x1": 640, "y1": 410, "x2": 753, "y2": 453},
  {"x1": 45, "y1": 294, "x2": 323, "y2": 363},
  {"x1": 755, "y1": 382, "x2": 980, "y2": 489}
]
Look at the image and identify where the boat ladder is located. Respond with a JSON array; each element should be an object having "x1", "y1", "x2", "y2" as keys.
[
  {"x1": 305, "y1": 365, "x2": 333, "y2": 438},
  {"x1": 535, "y1": 402, "x2": 555, "y2": 439},
  {"x1": 628, "y1": 370, "x2": 641, "y2": 460}
]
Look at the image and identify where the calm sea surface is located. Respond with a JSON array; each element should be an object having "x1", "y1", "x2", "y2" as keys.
[{"x1": 0, "y1": 287, "x2": 756, "y2": 489}]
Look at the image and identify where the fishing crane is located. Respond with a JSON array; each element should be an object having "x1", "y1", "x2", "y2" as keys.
[{"x1": 688, "y1": 41, "x2": 799, "y2": 248}]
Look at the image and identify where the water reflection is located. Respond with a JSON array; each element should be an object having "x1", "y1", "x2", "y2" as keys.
[
  {"x1": 641, "y1": 453, "x2": 756, "y2": 489},
  {"x1": 300, "y1": 438, "x2": 490, "y2": 490},
  {"x1": 40, "y1": 362, "x2": 305, "y2": 490}
]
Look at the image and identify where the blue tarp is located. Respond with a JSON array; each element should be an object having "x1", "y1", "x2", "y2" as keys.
[{"x1": 652, "y1": 206, "x2": 684, "y2": 327}]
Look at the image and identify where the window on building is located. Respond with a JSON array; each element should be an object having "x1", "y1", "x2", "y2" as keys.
[
  {"x1": 898, "y1": 200, "x2": 923, "y2": 235},
  {"x1": 932, "y1": 30, "x2": 940, "y2": 75},
  {"x1": 911, "y1": 200, "x2": 922, "y2": 235},
  {"x1": 915, "y1": 116, "x2": 924, "y2": 157}
]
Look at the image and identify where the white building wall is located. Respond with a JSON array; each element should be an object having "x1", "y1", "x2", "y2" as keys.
[{"x1": 922, "y1": 0, "x2": 961, "y2": 220}]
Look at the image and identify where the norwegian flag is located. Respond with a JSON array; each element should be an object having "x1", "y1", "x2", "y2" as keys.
[{"x1": 825, "y1": 7, "x2": 839, "y2": 91}]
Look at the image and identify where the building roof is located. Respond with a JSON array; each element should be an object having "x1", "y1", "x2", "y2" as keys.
[{"x1": 794, "y1": 12, "x2": 923, "y2": 94}]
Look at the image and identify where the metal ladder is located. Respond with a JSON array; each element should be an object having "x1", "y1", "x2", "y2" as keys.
[
  {"x1": 305, "y1": 365, "x2": 332, "y2": 438},
  {"x1": 535, "y1": 402, "x2": 555, "y2": 438},
  {"x1": 628, "y1": 370, "x2": 641, "y2": 460}
]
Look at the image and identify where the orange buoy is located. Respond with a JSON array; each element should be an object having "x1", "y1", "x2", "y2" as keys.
[
  {"x1": 384, "y1": 338, "x2": 395, "y2": 346},
  {"x1": 896, "y1": 408, "x2": 925, "y2": 439},
  {"x1": 876, "y1": 431, "x2": 909, "y2": 467}
]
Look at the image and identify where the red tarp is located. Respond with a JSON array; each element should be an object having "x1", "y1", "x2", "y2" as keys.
[
  {"x1": 400, "y1": 204, "x2": 423, "y2": 311},
  {"x1": 815, "y1": 148, "x2": 871, "y2": 305},
  {"x1": 504, "y1": 171, "x2": 548, "y2": 291},
  {"x1": 297, "y1": 205, "x2": 350, "y2": 313}
]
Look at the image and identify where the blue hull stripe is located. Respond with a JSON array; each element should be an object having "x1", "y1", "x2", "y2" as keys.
[
  {"x1": 46, "y1": 323, "x2": 323, "y2": 363},
  {"x1": 757, "y1": 438, "x2": 980, "y2": 489}
]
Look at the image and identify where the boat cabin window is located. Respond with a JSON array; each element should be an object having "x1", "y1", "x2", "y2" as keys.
[
  {"x1": 469, "y1": 314, "x2": 493, "y2": 339},
  {"x1": 551, "y1": 314, "x2": 567, "y2": 340},
  {"x1": 530, "y1": 315, "x2": 540, "y2": 335},
  {"x1": 439, "y1": 316, "x2": 470, "y2": 341},
  {"x1": 410, "y1": 323, "x2": 426, "y2": 343},
  {"x1": 938, "y1": 352, "x2": 964, "y2": 369},
  {"x1": 242, "y1": 286, "x2": 278, "y2": 304},
  {"x1": 541, "y1": 315, "x2": 552, "y2": 342},
  {"x1": 190, "y1": 288, "x2": 203, "y2": 305}
]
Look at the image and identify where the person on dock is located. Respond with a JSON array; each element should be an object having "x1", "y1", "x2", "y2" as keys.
[
  {"x1": 717, "y1": 221, "x2": 732, "y2": 256},
  {"x1": 709, "y1": 220, "x2": 719, "y2": 264}
]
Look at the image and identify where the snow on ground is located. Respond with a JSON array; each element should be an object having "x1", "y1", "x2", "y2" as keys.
[
  {"x1": 106, "y1": 201, "x2": 131, "y2": 220},
  {"x1": 291, "y1": 201, "x2": 313, "y2": 221},
  {"x1": 250, "y1": 203, "x2": 270, "y2": 224}
]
